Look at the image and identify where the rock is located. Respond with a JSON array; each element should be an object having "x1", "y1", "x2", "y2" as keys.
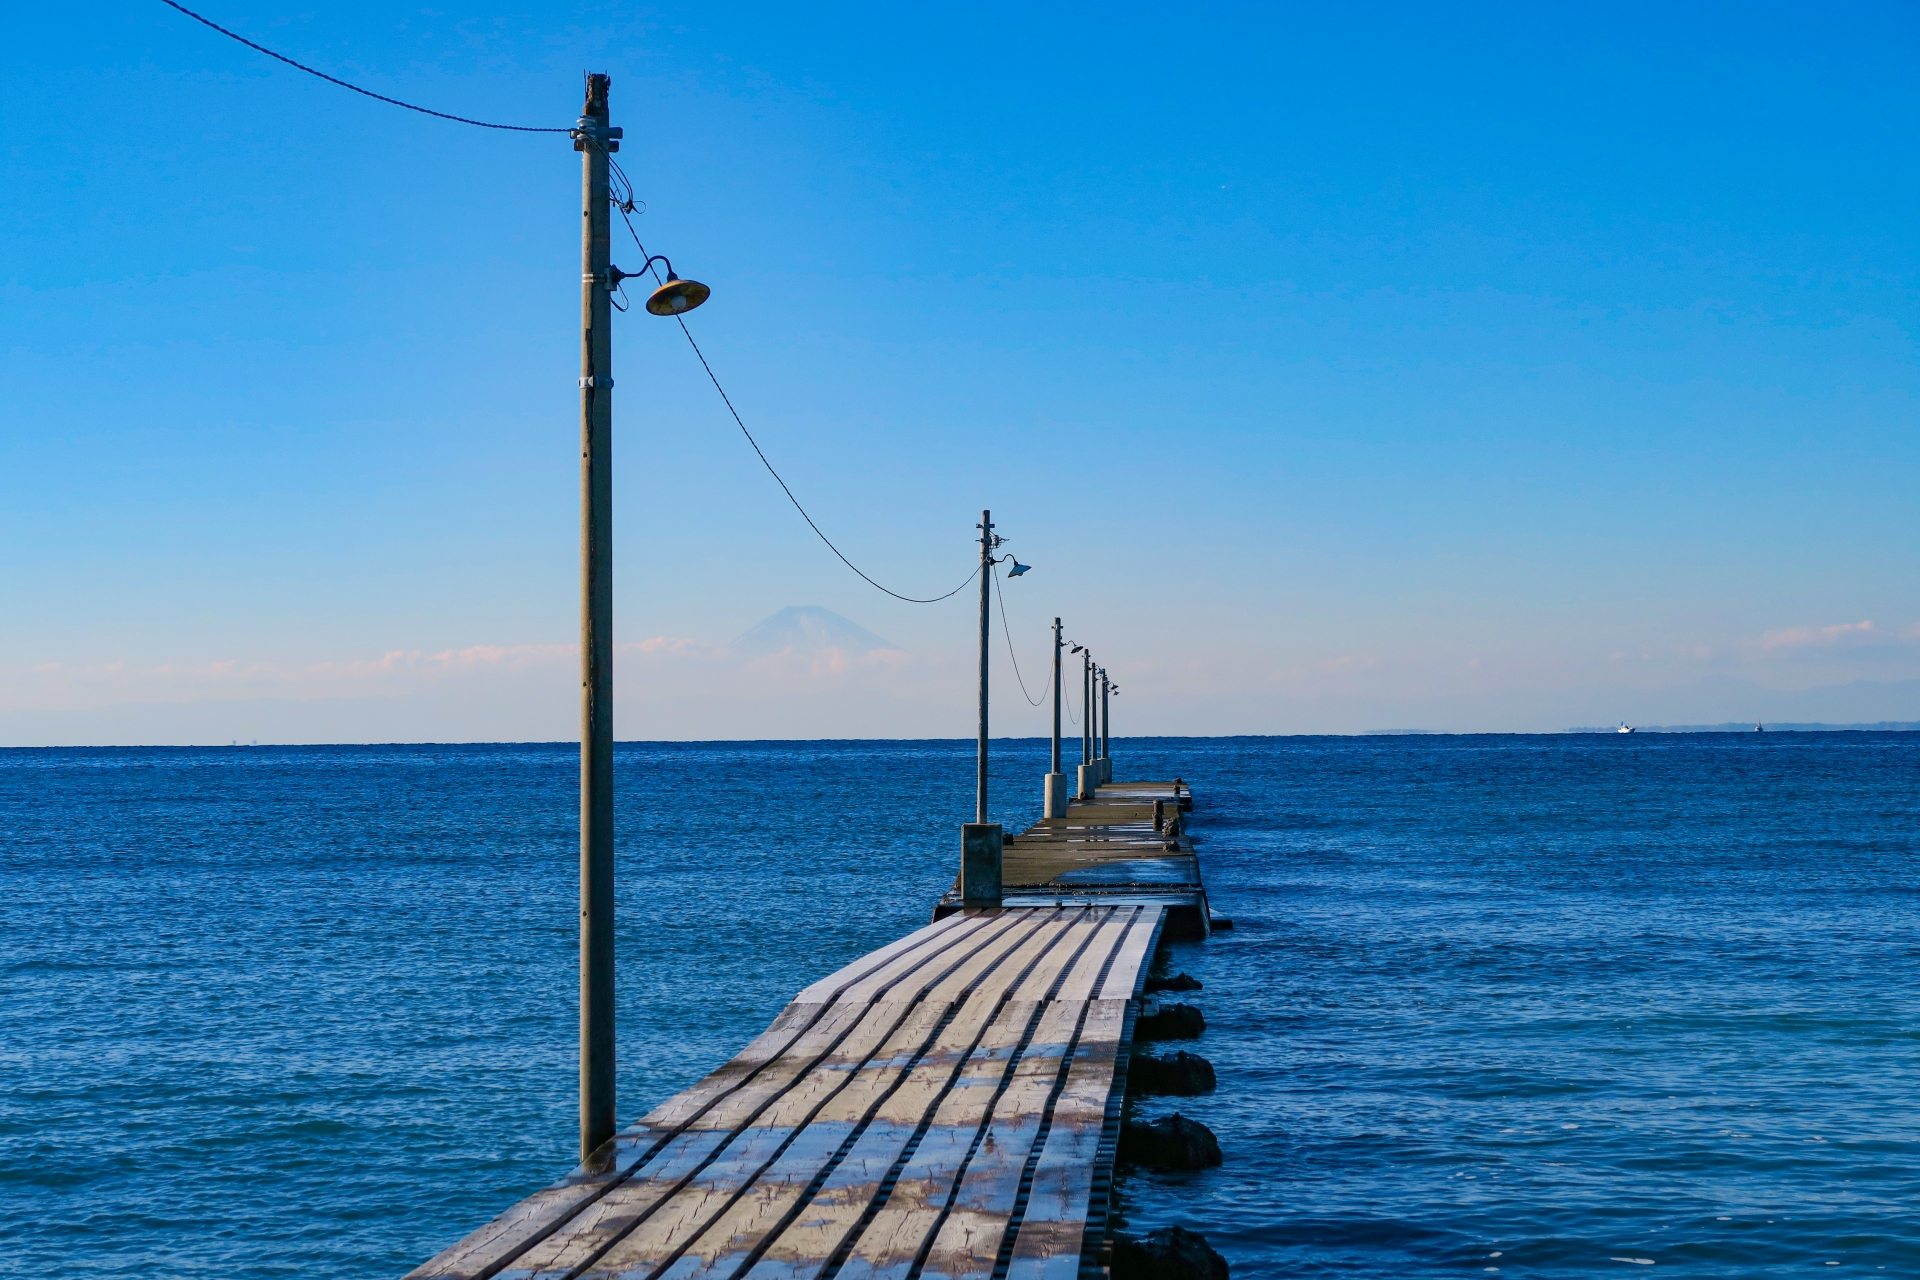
[
  {"x1": 1137, "y1": 1002, "x2": 1205, "y2": 1041},
  {"x1": 1112, "y1": 1226, "x2": 1230, "y2": 1280},
  {"x1": 1130, "y1": 1050, "x2": 1216, "y2": 1096},
  {"x1": 1120, "y1": 1112, "x2": 1223, "y2": 1170},
  {"x1": 1144, "y1": 971, "x2": 1202, "y2": 993}
]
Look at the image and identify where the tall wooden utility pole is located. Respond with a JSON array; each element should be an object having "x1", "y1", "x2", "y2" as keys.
[
  {"x1": 576, "y1": 72, "x2": 619, "y2": 1161},
  {"x1": 976, "y1": 510, "x2": 993, "y2": 825},
  {"x1": 1045, "y1": 618, "x2": 1066, "y2": 818},
  {"x1": 1101, "y1": 669, "x2": 1111, "y2": 764},
  {"x1": 961, "y1": 511, "x2": 1002, "y2": 908},
  {"x1": 1081, "y1": 650, "x2": 1092, "y2": 766},
  {"x1": 1051, "y1": 619, "x2": 1063, "y2": 775}
]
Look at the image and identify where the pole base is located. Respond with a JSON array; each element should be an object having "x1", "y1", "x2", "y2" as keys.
[
  {"x1": 1076, "y1": 763, "x2": 1099, "y2": 801},
  {"x1": 961, "y1": 822, "x2": 1003, "y2": 907},
  {"x1": 1044, "y1": 772, "x2": 1070, "y2": 819}
]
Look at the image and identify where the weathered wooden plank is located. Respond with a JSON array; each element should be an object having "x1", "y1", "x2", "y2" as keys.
[
  {"x1": 1001, "y1": 999, "x2": 1128, "y2": 1280},
  {"x1": 820, "y1": 997, "x2": 1048, "y2": 1280},
  {"x1": 912, "y1": 910, "x2": 1063, "y2": 1008},
  {"x1": 735, "y1": 915, "x2": 1094, "y2": 1280},
  {"x1": 495, "y1": 999, "x2": 881, "y2": 1280},
  {"x1": 1094, "y1": 906, "x2": 1163, "y2": 1002},
  {"x1": 640, "y1": 997, "x2": 956, "y2": 1280},
  {"x1": 835, "y1": 911, "x2": 1028, "y2": 1006},
  {"x1": 791, "y1": 913, "x2": 979, "y2": 1005},
  {"x1": 909, "y1": 999, "x2": 1089, "y2": 1280},
  {"x1": 1006, "y1": 908, "x2": 1110, "y2": 1003},
  {"x1": 574, "y1": 996, "x2": 926, "y2": 1279},
  {"x1": 833, "y1": 995, "x2": 1088, "y2": 1280},
  {"x1": 1049, "y1": 909, "x2": 1136, "y2": 1004}
]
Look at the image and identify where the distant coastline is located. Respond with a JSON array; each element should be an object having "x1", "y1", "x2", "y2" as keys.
[{"x1": 1564, "y1": 721, "x2": 1920, "y2": 734}]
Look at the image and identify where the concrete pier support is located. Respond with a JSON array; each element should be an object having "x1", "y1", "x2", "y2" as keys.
[
  {"x1": 1044, "y1": 772, "x2": 1070, "y2": 819},
  {"x1": 1077, "y1": 763, "x2": 1099, "y2": 800},
  {"x1": 961, "y1": 822, "x2": 1003, "y2": 907}
]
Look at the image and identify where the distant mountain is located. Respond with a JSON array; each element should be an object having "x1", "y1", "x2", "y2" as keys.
[{"x1": 732, "y1": 606, "x2": 899, "y2": 657}]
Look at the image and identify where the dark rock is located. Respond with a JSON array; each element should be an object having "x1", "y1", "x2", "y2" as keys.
[
  {"x1": 1137, "y1": 1002, "x2": 1205, "y2": 1041},
  {"x1": 1120, "y1": 1112, "x2": 1224, "y2": 1170},
  {"x1": 1144, "y1": 971, "x2": 1202, "y2": 993},
  {"x1": 1130, "y1": 1050, "x2": 1216, "y2": 1096},
  {"x1": 1112, "y1": 1226, "x2": 1229, "y2": 1280}
]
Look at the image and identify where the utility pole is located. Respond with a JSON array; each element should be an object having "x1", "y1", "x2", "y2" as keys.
[
  {"x1": 961, "y1": 510, "x2": 1002, "y2": 907},
  {"x1": 1045, "y1": 618, "x2": 1066, "y2": 818},
  {"x1": 1091, "y1": 664, "x2": 1102, "y2": 761},
  {"x1": 1050, "y1": 620, "x2": 1063, "y2": 777},
  {"x1": 575, "y1": 72, "x2": 618, "y2": 1162},
  {"x1": 1081, "y1": 651, "x2": 1092, "y2": 766},
  {"x1": 1101, "y1": 669, "x2": 1111, "y2": 771},
  {"x1": 976, "y1": 510, "x2": 992, "y2": 825}
]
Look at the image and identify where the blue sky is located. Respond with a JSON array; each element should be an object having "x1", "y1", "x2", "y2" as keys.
[{"x1": 2, "y1": 1, "x2": 1916, "y2": 742}]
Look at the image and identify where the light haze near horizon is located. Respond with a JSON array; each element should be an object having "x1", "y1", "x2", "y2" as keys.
[{"x1": 2, "y1": 2, "x2": 1917, "y2": 745}]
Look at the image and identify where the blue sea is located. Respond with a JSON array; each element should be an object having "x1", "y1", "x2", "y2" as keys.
[{"x1": 4, "y1": 734, "x2": 1918, "y2": 1277}]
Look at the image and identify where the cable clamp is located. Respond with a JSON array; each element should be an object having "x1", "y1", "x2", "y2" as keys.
[{"x1": 579, "y1": 377, "x2": 613, "y2": 388}]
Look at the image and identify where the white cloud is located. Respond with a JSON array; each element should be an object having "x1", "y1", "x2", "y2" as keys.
[{"x1": 1758, "y1": 620, "x2": 1877, "y2": 651}]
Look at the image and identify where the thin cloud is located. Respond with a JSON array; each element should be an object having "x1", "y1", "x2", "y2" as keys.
[{"x1": 1758, "y1": 620, "x2": 1876, "y2": 651}]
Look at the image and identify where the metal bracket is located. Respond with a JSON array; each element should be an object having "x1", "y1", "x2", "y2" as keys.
[{"x1": 579, "y1": 377, "x2": 613, "y2": 388}]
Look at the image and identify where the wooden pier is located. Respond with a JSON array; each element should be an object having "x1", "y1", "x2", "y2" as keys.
[
  {"x1": 408, "y1": 778, "x2": 1207, "y2": 1280},
  {"x1": 935, "y1": 781, "x2": 1206, "y2": 940}
]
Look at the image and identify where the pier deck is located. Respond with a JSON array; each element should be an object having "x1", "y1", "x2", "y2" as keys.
[
  {"x1": 935, "y1": 781, "x2": 1208, "y2": 939},
  {"x1": 409, "y1": 775, "x2": 1205, "y2": 1280}
]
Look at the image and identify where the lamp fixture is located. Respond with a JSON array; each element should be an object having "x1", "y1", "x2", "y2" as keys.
[{"x1": 608, "y1": 255, "x2": 711, "y2": 316}]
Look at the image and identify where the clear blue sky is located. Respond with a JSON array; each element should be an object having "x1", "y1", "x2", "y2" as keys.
[{"x1": 3, "y1": 1, "x2": 1916, "y2": 743}]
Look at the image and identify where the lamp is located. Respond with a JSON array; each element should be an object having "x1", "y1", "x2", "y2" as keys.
[{"x1": 608, "y1": 256, "x2": 711, "y2": 316}]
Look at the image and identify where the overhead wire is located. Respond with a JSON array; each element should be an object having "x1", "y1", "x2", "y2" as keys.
[
  {"x1": 156, "y1": 0, "x2": 572, "y2": 132},
  {"x1": 609, "y1": 189, "x2": 977, "y2": 604},
  {"x1": 153, "y1": 8, "x2": 979, "y2": 606},
  {"x1": 992, "y1": 565, "x2": 1049, "y2": 707}
]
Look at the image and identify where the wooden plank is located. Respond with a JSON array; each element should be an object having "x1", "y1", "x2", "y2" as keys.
[
  {"x1": 1006, "y1": 909, "x2": 1109, "y2": 1003},
  {"x1": 835, "y1": 911, "x2": 1029, "y2": 1006},
  {"x1": 1094, "y1": 906, "x2": 1163, "y2": 1002},
  {"x1": 496, "y1": 999, "x2": 881, "y2": 1280},
  {"x1": 909, "y1": 999, "x2": 1088, "y2": 1280},
  {"x1": 735, "y1": 916, "x2": 1092, "y2": 1280},
  {"x1": 1050, "y1": 909, "x2": 1136, "y2": 1004},
  {"x1": 642, "y1": 998, "x2": 955, "y2": 1280},
  {"x1": 574, "y1": 997, "x2": 926, "y2": 1279},
  {"x1": 1001, "y1": 1000, "x2": 1128, "y2": 1280},
  {"x1": 912, "y1": 910, "x2": 1063, "y2": 1008},
  {"x1": 791, "y1": 913, "x2": 980, "y2": 1005},
  {"x1": 837, "y1": 997, "x2": 1090, "y2": 1280},
  {"x1": 820, "y1": 998, "x2": 1047, "y2": 1280}
]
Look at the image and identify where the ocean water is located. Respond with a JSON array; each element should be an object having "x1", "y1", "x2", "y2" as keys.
[{"x1": 3, "y1": 734, "x2": 1917, "y2": 1278}]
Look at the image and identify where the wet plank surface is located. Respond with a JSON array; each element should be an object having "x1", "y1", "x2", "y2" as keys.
[
  {"x1": 935, "y1": 781, "x2": 1207, "y2": 930},
  {"x1": 406, "y1": 901, "x2": 1167, "y2": 1280}
]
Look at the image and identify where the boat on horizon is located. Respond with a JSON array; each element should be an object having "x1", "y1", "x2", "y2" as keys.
[{"x1": 1618, "y1": 722, "x2": 1635, "y2": 734}]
